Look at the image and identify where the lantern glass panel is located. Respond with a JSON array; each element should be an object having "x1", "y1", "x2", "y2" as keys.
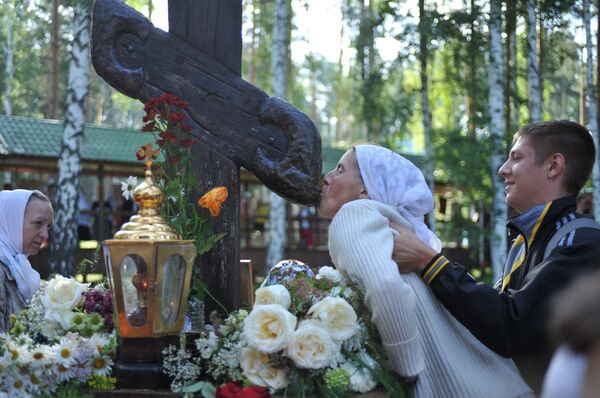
[
  {"x1": 161, "y1": 254, "x2": 186, "y2": 327},
  {"x1": 120, "y1": 254, "x2": 149, "y2": 328}
]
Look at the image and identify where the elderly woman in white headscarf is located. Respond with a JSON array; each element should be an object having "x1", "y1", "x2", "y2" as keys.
[
  {"x1": 318, "y1": 145, "x2": 532, "y2": 398},
  {"x1": 0, "y1": 189, "x2": 54, "y2": 331}
]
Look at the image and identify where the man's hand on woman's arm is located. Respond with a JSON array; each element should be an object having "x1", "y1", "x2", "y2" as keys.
[{"x1": 391, "y1": 225, "x2": 439, "y2": 274}]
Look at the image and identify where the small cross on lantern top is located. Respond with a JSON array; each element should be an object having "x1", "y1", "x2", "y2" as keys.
[{"x1": 136, "y1": 143, "x2": 160, "y2": 171}]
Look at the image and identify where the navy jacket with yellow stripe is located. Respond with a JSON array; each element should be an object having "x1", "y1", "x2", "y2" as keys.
[{"x1": 421, "y1": 196, "x2": 600, "y2": 390}]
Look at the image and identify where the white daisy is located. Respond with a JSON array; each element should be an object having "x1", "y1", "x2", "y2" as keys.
[
  {"x1": 5, "y1": 373, "x2": 32, "y2": 397},
  {"x1": 121, "y1": 176, "x2": 139, "y2": 200},
  {"x1": 87, "y1": 333, "x2": 110, "y2": 356},
  {"x1": 5, "y1": 341, "x2": 30, "y2": 367},
  {"x1": 91, "y1": 354, "x2": 114, "y2": 377},
  {"x1": 28, "y1": 345, "x2": 51, "y2": 368},
  {"x1": 51, "y1": 338, "x2": 77, "y2": 366},
  {"x1": 53, "y1": 362, "x2": 76, "y2": 382},
  {"x1": 26, "y1": 371, "x2": 43, "y2": 395}
]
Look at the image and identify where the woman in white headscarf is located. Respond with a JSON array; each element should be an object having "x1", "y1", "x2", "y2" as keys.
[
  {"x1": 0, "y1": 189, "x2": 54, "y2": 331},
  {"x1": 319, "y1": 145, "x2": 532, "y2": 398}
]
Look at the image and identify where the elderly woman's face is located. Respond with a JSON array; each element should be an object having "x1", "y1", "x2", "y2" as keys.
[
  {"x1": 22, "y1": 198, "x2": 54, "y2": 255},
  {"x1": 318, "y1": 149, "x2": 367, "y2": 219}
]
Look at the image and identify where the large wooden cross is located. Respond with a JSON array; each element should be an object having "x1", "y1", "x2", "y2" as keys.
[{"x1": 91, "y1": 0, "x2": 322, "y2": 312}]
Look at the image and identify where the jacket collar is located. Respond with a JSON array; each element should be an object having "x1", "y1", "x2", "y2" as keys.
[{"x1": 507, "y1": 196, "x2": 577, "y2": 246}]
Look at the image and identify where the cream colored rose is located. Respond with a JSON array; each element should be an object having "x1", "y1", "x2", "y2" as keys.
[
  {"x1": 42, "y1": 275, "x2": 89, "y2": 329},
  {"x1": 308, "y1": 296, "x2": 357, "y2": 341},
  {"x1": 286, "y1": 320, "x2": 338, "y2": 369},
  {"x1": 243, "y1": 304, "x2": 297, "y2": 353},
  {"x1": 239, "y1": 346, "x2": 288, "y2": 389},
  {"x1": 254, "y1": 285, "x2": 292, "y2": 310}
]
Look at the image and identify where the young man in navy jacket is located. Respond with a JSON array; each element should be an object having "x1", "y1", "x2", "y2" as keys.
[{"x1": 392, "y1": 120, "x2": 600, "y2": 392}]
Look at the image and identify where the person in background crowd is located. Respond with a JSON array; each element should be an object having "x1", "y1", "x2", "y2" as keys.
[
  {"x1": 78, "y1": 188, "x2": 93, "y2": 241},
  {"x1": 541, "y1": 270, "x2": 600, "y2": 398},
  {"x1": 298, "y1": 206, "x2": 315, "y2": 249}
]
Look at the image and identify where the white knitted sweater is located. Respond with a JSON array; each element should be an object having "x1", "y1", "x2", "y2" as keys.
[{"x1": 328, "y1": 200, "x2": 532, "y2": 398}]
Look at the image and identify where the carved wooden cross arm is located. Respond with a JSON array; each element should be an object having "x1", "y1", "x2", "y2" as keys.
[{"x1": 91, "y1": 0, "x2": 322, "y2": 205}]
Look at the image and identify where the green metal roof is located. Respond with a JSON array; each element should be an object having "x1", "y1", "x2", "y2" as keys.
[
  {"x1": 0, "y1": 114, "x2": 151, "y2": 164},
  {"x1": 0, "y1": 115, "x2": 423, "y2": 173}
]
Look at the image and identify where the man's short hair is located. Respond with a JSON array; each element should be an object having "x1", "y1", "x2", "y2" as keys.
[{"x1": 514, "y1": 120, "x2": 595, "y2": 195}]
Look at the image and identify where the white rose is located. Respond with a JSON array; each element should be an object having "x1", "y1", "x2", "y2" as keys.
[
  {"x1": 308, "y1": 297, "x2": 357, "y2": 341},
  {"x1": 239, "y1": 346, "x2": 288, "y2": 389},
  {"x1": 243, "y1": 304, "x2": 297, "y2": 353},
  {"x1": 316, "y1": 266, "x2": 343, "y2": 284},
  {"x1": 42, "y1": 275, "x2": 89, "y2": 329},
  {"x1": 286, "y1": 320, "x2": 338, "y2": 369},
  {"x1": 254, "y1": 285, "x2": 291, "y2": 310}
]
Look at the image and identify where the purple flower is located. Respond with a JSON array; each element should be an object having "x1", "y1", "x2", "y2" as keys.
[{"x1": 263, "y1": 259, "x2": 316, "y2": 286}]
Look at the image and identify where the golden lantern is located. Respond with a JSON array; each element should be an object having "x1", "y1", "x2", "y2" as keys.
[{"x1": 102, "y1": 157, "x2": 196, "y2": 388}]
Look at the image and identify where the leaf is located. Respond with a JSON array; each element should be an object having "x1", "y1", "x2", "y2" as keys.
[{"x1": 181, "y1": 380, "x2": 216, "y2": 397}]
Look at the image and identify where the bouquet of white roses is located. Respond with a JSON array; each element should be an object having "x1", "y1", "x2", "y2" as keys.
[
  {"x1": 163, "y1": 260, "x2": 407, "y2": 397},
  {"x1": 0, "y1": 275, "x2": 117, "y2": 397}
]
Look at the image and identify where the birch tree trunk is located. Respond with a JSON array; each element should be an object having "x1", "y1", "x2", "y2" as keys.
[
  {"x1": 266, "y1": 0, "x2": 288, "y2": 272},
  {"x1": 581, "y1": 54, "x2": 587, "y2": 125},
  {"x1": 488, "y1": 0, "x2": 507, "y2": 281},
  {"x1": 526, "y1": 0, "x2": 542, "y2": 122},
  {"x1": 50, "y1": 1, "x2": 91, "y2": 275},
  {"x1": 248, "y1": 0, "x2": 258, "y2": 85},
  {"x1": 3, "y1": 0, "x2": 14, "y2": 115},
  {"x1": 466, "y1": 0, "x2": 477, "y2": 137},
  {"x1": 583, "y1": 0, "x2": 600, "y2": 221},
  {"x1": 419, "y1": 0, "x2": 436, "y2": 232},
  {"x1": 46, "y1": 0, "x2": 60, "y2": 119},
  {"x1": 505, "y1": 0, "x2": 518, "y2": 136},
  {"x1": 335, "y1": 6, "x2": 345, "y2": 142}
]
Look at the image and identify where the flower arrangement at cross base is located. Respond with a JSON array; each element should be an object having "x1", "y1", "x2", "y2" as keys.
[
  {"x1": 123, "y1": 93, "x2": 229, "y2": 303},
  {"x1": 0, "y1": 275, "x2": 116, "y2": 396},
  {"x1": 163, "y1": 260, "x2": 408, "y2": 398}
]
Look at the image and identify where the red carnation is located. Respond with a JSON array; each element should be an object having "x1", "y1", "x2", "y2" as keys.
[
  {"x1": 142, "y1": 109, "x2": 157, "y2": 122},
  {"x1": 141, "y1": 122, "x2": 155, "y2": 132},
  {"x1": 143, "y1": 98, "x2": 157, "y2": 111},
  {"x1": 175, "y1": 100, "x2": 190, "y2": 109},
  {"x1": 168, "y1": 111, "x2": 185, "y2": 122},
  {"x1": 181, "y1": 138, "x2": 196, "y2": 148},
  {"x1": 158, "y1": 93, "x2": 178, "y2": 104},
  {"x1": 159, "y1": 131, "x2": 177, "y2": 143}
]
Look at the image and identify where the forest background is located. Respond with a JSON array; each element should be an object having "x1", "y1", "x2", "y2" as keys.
[{"x1": 1, "y1": 0, "x2": 599, "y2": 282}]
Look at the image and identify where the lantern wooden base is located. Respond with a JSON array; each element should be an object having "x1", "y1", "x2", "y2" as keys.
[{"x1": 114, "y1": 335, "x2": 180, "y2": 389}]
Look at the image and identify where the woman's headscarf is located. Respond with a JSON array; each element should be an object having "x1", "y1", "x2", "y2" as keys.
[
  {"x1": 0, "y1": 189, "x2": 41, "y2": 301},
  {"x1": 355, "y1": 145, "x2": 442, "y2": 252}
]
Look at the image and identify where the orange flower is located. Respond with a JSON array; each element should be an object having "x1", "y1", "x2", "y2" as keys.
[{"x1": 198, "y1": 186, "x2": 228, "y2": 217}]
